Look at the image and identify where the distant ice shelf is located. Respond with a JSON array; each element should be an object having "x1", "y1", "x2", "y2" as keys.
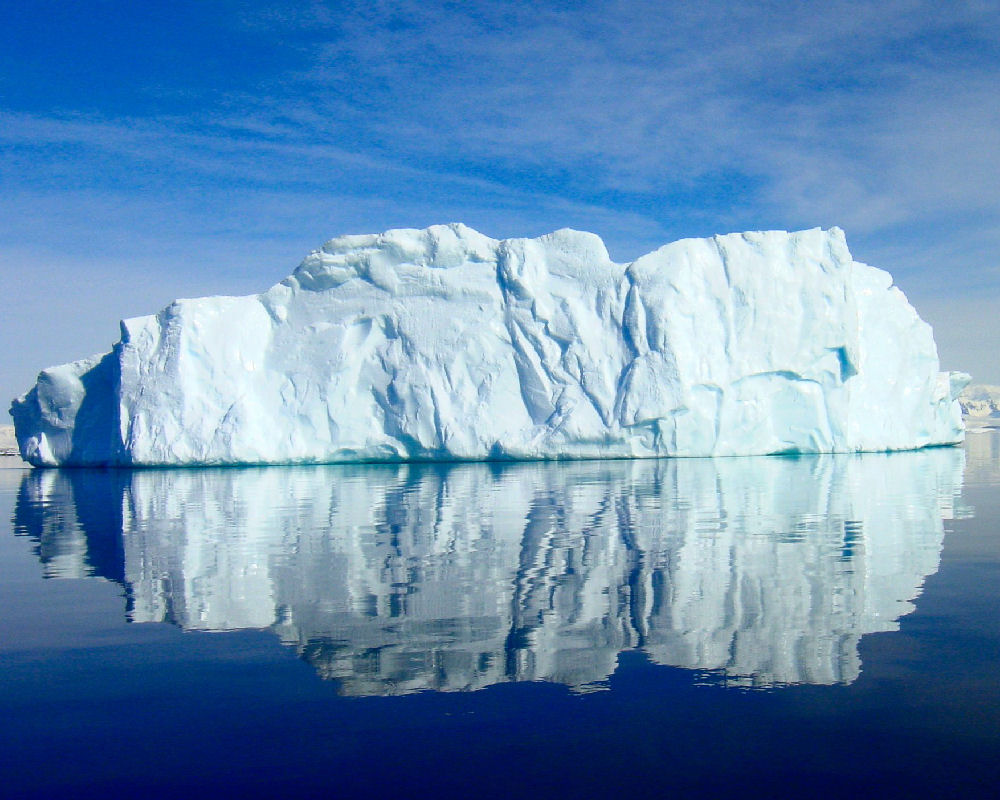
[{"x1": 10, "y1": 224, "x2": 968, "y2": 466}]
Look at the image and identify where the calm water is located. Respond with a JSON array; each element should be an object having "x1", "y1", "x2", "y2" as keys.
[{"x1": 1, "y1": 434, "x2": 999, "y2": 797}]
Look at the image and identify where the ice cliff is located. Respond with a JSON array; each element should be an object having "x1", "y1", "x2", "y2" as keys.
[{"x1": 10, "y1": 224, "x2": 968, "y2": 466}]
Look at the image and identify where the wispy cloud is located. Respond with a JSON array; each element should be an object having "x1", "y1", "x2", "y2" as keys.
[
  {"x1": 6, "y1": 1, "x2": 999, "y2": 244},
  {"x1": 229, "y1": 0, "x2": 1000, "y2": 281},
  {"x1": 3, "y1": 0, "x2": 1000, "y2": 397}
]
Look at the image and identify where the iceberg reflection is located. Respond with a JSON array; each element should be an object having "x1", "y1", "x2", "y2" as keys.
[{"x1": 14, "y1": 449, "x2": 966, "y2": 693}]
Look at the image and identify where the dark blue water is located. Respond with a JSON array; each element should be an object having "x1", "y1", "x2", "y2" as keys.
[{"x1": 1, "y1": 433, "x2": 999, "y2": 798}]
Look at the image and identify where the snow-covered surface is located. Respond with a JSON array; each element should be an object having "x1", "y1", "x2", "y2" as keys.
[
  {"x1": 960, "y1": 384, "x2": 1000, "y2": 429},
  {"x1": 15, "y1": 449, "x2": 964, "y2": 691},
  {"x1": 10, "y1": 224, "x2": 968, "y2": 466},
  {"x1": 0, "y1": 425, "x2": 17, "y2": 455},
  {"x1": 0, "y1": 425, "x2": 24, "y2": 467}
]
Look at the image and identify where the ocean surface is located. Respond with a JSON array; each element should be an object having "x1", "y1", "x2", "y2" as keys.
[{"x1": 1, "y1": 433, "x2": 999, "y2": 798}]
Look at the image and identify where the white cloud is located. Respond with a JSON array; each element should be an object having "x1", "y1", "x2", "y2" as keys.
[{"x1": 3, "y1": 0, "x2": 1000, "y2": 396}]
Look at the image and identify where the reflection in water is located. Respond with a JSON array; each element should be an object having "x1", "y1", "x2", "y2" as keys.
[
  {"x1": 14, "y1": 450, "x2": 966, "y2": 694},
  {"x1": 963, "y1": 430, "x2": 1000, "y2": 484}
]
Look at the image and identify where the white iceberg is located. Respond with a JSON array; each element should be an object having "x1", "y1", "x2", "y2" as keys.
[{"x1": 10, "y1": 224, "x2": 968, "y2": 466}]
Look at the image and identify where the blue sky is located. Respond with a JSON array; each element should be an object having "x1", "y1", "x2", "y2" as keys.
[{"x1": 3, "y1": 0, "x2": 999, "y2": 405}]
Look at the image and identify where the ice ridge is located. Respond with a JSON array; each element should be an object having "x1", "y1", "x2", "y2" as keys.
[{"x1": 10, "y1": 224, "x2": 968, "y2": 466}]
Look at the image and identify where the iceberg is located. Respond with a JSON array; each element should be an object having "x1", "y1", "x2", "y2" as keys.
[{"x1": 10, "y1": 224, "x2": 968, "y2": 466}]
